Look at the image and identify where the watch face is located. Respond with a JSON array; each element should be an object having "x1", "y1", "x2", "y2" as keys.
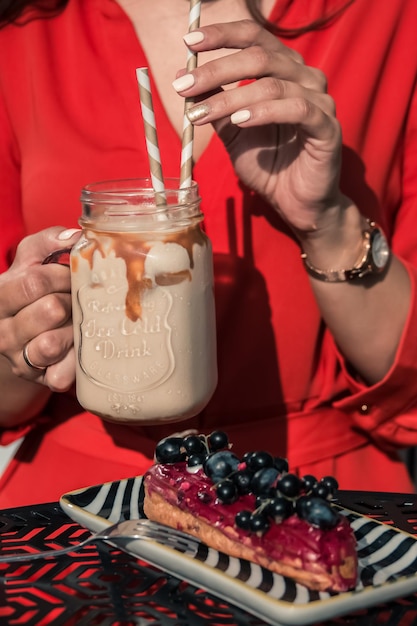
[{"x1": 372, "y1": 231, "x2": 390, "y2": 269}]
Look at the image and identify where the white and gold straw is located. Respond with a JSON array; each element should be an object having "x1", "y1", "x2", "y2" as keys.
[
  {"x1": 136, "y1": 67, "x2": 166, "y2": 206},
  {"x1": 180, "y1": 0, "x2": 202, "y2": 189}
]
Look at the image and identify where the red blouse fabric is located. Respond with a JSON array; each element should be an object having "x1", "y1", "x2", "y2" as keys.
[{"x1": 1, "y1": 0, "x2": 417, "y2": 506}]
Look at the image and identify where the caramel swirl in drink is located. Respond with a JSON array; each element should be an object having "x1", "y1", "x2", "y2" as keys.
[{"x1": 71, "y1": 179, "x2": 217, "y2": 424}]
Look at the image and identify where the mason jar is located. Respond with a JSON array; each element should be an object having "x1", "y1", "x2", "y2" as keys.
[{"x1": 70, "y1": 178, "x2": 217, "y2": 423}]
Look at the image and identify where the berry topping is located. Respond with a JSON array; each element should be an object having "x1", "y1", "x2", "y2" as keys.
[
  {"x1": 302, "y1": 474, "x2": 318, "y2": 492},
  {"x1": 273, "y1": 457, "x2": 289, "y2": 473},
  {"x1": 235, "y1": 510, "x2": 252, "y2": 530},
  {"x1": 232, "y1": 469, "x2": 253, "y2": 495},
  {"x1": 197, "y1": 490, "x2": 213, "y2": 504},
  {"x1": 153, "y1": 432, "x2": 342, "y2": 536},
  {"x1": 249, "y1": 512, "x2": 270, "y2": 534},
  {"x1": 216, "y1": 479, "x2": 238, "y2": 504},
  {"x1": 266, "y1": 496, "x2": 294, "y2": 522},
  {"x1": 312, "y1": 482, "x2": 332, "y2": 500},
  {"x1": 245, "y1": 451, "x2": 274, "y2": 472},
  {"x1": 276, "y1": 473, "x2": 302, "y2": 498},
  {"x1": 155, "y1": 437, "x2": 186, "y2": 464},
  {"x1": 203, "y1": 450, "x2": 240, "y2": 483},
  {"x1": 321, "y1": 475, "x2": 339, "y2": 493},
  {"x1": 187, "y1": 453, "x2": 206, "y2": 469},
  {"x1": 296, "y1": 496, "x2": 339, "y2": 529},
  {"x1": 242, "y1": 451, "x2": 256, "y2": 463},
  {"x1": 251, "y1": 467, "x2": 279, "y2": 496},
  {"x1": 207, "y1": 430, "x2": 229, "y2": 451},
  {"x1": 183, "y1": 435, "x2": 206, "y2": 455}
]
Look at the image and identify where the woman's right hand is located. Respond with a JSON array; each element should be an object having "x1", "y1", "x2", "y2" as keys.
[{"x1": 0, "y1": 226, "x2": 81, "y2": 392}]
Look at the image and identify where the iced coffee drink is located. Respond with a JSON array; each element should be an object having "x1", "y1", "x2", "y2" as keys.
[{"x1": 71, "y1": 178, "x2": 217, "y2": 423}]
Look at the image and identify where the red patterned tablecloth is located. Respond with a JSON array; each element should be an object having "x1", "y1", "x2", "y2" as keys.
[{"x1": 0, "y1": 492, "x2": 417, "y2": 625}]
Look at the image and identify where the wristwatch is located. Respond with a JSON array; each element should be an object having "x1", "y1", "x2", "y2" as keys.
[{"x1": 301, "y1": 220, "x2": 390, "y2": 282}]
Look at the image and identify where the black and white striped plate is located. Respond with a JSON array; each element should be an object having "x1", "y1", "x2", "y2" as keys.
[{"x1": 60, "y1": 477, "x2": 417, "y2": 626}]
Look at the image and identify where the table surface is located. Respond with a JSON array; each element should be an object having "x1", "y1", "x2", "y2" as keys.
[{"x1": 1, "y1": 490, "x2": 417, "y2": 626}]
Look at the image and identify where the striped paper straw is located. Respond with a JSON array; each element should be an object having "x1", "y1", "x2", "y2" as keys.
[
  {"x1": 180, "y1": 0, "x2": 201, "y2": 189},
  {"x1": 136, "y1": 67, "x2": 166, "y2": 206}
]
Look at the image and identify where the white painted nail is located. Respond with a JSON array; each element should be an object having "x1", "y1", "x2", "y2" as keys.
[
  {"x1": 58, "y1": 228, "x2": 81, "y2": 240},
  {"x1": 172, "y1": 74, "x2": 195, "y2": 92},
  {"x1": 231, "y1": 110, "x2": 251, "y2": 124},
  {"x1": 183, "y1": 31, "x2": 205, "y2": 46}
]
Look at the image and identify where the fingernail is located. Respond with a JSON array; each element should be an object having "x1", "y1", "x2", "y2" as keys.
[
  {"x1": 186, "y1": 103, "x2": 210, "y2": 122},
  {"x1": 231, "y1": 110, "x2": 251, "y2": 124},
  {"x1": 172, "y1": 74, "x2": 195, "y2": 92},
  {"x1": 183, "y1": 31, "x2": 205, "y2": 46},
  {"x1": 58, "y1": 228, "x2": 81, "y2": 240}
]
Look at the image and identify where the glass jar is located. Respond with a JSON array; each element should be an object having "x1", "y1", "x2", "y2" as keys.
[{"x1": 70, "y1": 178, "x2": 217, "y2": 423}]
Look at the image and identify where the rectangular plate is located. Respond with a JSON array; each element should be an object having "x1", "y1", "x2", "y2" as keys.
[{"x1": 60, "y1": 477, "x2": 417, "y2": 626}]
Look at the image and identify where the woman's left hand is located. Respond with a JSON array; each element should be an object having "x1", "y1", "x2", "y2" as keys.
[{"x1": 173, "y1": 19, "x2": 343, "y2": 236}]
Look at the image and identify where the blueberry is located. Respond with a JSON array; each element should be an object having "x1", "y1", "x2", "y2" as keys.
[
  {"x1": 183, "y1": 435, "x2": 206, "y2": 455},
  {"x1": 235, "y1": 510, "x2": 252, "y2": 530},
  {"x1": 242, "y1": 451, "x2": 257, "y2": 465},
  {"x1": 273, "y1": 457, "x2": 289, "y2": 474},
  {"x1": 296, "y1": 496, "x2": 339, "y2": 529},
  {"x1": 249, "y1": 512, "x2": 270, "y2": 534},
  {"x1": 277, "y1": 473, "x2": 302, "y2": 498},
  {"x1": 266, "y1": 497, "x2": 293, "y2": 522},
  {"x1": 232, "y1": 469, "x2": 253, "y2": 495},
  {"x1": 312, "y1": 483, "x2": 332, "y2": 500},
  {"x1": 245, "y1": 451, "x2": 274, "y2": 472},
  {"x1": 187, "y1": 453, "x2": 206, "y2": 468},
  {"x1": 203, "y1": 450, "x2": 240, "y2": 483},
  {"x1": 320, "y1": 475, "x2": 339, "y2": 494},
  {"x1": 302, "y1": 474, "x2": 318, "y2": 492},
  {"x1": 216, "y1": 479, "x2": 238, "y2": 504},
  {"x1": 155, "y1": 437, "x2": 185, "y2": 463},
  {"x1": 295, "y1": 495, "x2": 310, "y2": 518},
  {"x1": 208, "y1": 430, "x2": 229, "y2": 451},
  {"x1": 251, "y1": 467, "x2": 279, "y2": 496}
]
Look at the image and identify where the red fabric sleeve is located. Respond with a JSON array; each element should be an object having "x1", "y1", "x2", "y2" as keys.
[
  {"x1": 334, "y1": 263, "x2": 417, "y2": 449},
  {"x1": 334, "y1": 80, "x2": 417, "y2": 449}
]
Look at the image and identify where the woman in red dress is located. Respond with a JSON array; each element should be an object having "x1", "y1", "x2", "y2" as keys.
[{"x1": 0, "y1": 0, "x2": 417, "y2": 506}]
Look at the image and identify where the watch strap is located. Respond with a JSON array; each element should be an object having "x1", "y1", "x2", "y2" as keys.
[{"x1": 301, "y1": 220, "x2": 387, "y2": 283}]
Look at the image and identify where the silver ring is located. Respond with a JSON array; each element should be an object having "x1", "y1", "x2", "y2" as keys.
[{"x1": 23, "y1": 343, "x2": 46, "y2": 372}]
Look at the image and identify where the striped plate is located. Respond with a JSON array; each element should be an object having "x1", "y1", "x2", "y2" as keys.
[{"x1": 60, "y1": 477, "x2": 417, "y2": 626}]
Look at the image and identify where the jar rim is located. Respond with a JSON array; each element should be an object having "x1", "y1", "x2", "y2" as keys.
[
  {"x1": 79, "y1": 178, "x2": 202, "y2": 227},
  {"x1": 81, "y1": 177, "x2": 198, "y2": 201}
]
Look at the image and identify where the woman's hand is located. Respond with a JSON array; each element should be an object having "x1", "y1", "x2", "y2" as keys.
[
  {"x1": 173, "y1": 19, "x2": 343, "y2": 236},
  {"x1": 173, "y1": 19, "x2": 413, "y2": 385},
  {"x1": 0, "y1": 227, "x2": 80, "y2": 392}
]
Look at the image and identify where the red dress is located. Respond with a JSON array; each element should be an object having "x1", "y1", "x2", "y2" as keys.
[{"x1": 1, "y1": 0, "x2": 417, "y2": 506}]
